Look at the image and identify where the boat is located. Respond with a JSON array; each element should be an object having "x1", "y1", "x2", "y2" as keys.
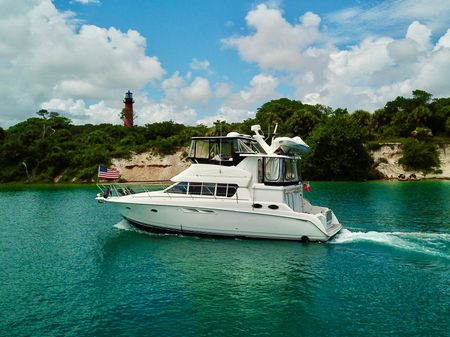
[{"x1": 96, "y1": 125, "x2": 342, "y2": 242}]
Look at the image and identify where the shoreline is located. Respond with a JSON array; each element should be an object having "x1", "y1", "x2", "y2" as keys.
[{"x1": 1, "y1": 178, "x2": 449, "y2": 188}]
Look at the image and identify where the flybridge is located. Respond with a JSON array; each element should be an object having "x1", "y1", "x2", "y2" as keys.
[
  {"x1": 188, "y1": 125, "x2": 310, "y2": 166},
  {"x1": 188, "y1": 135, "x2": 265, "y2": 166}
]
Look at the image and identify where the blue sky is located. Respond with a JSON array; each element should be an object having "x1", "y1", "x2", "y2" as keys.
[{"x1": 1, "y1": 0, "x2": 450, "y2": 127}]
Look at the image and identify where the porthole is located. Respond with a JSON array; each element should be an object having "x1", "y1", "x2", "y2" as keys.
[
  {"x1": 268, "y1": 204, "x2": 279, "y2": 210},
  {"x1": 126, "y1": 206, "x2": 131, "y2": 210},
  {"x1": 252, "y1": 203, "x2": 262, "y2": 209},
  {"x1": 151, "y1": 209, "x2": 158, "y2": 213}
]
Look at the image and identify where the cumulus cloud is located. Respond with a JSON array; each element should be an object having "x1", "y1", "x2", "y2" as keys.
[
  {"x1": 196, "y1": 106, "x2": 254, "y2": 126},
  {"x1": 42, "y1": 98, "x2": 117, "y2": 124},
  {"x1": 224, "y1": 3, "x2": 450, "y2": 112},
  {"x1": 161, "y1": 72, "x2": 212, "y2": 106},
  {"x1": 226, "y1": 74, "x2": 280, "y2": 109},
  {"x1": 0, "y1": 0, "x2": 164, "y2": 126},
  {"x1": 190, "y1": 58, "x2": 212, "y2": 74},
  {"x1": 222, "y1": 4, "x2": 323, "y2": 71},
  {"x1": 434, "y1": 29, "x2": 450, "y2": 50}
]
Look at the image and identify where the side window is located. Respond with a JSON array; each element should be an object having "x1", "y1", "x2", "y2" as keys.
[
  {"x1": 188, "y1": 182, "x2": 202, "y2": 195},
  {"x1": 201, "y1": 183, "x2": 215, "y2": 196},
  {"x1": 194, "y1": 140, "x2": 209, "y2": 159},
  {"x1": 284, "y1": 159, "x2": 298, "y2": 181},
  {"x1": 216, "y1": 184, "x2": 227, "y2": 197},
  {"x1": 166, "y1": 182, "x2": 188, "y2": 194},
  {"x1": 227, "y1": 184, "x2": 238, "y2": 197},
  {"x1": 264, "y1": 158, "x2": 281, "y2": 181}
]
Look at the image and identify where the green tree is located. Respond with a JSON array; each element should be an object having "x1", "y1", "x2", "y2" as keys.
[
  {"x1": 302, "y1": 114, "x2": 373, "y2": 180},
  {"x1": 398, "y1": 139, "x2": 441, "y2": 174}
]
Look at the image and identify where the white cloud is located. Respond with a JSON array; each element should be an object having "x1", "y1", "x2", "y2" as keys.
[
  {"x1": 139, "y1": 103, "x2": 197, "y2": 125},
  {"x1": 224, "y1": 3, "x2": 450, "y2": 112},
  {"x1": 387, "y1": 39, "x2": 420, "y2": 63},
  {"x1": 42, "y1": 98, "x2": 118, "y2": 124},
  {"x1": 214, "y1": 82, "x2": 232, "y2": 98},
  {"x1": 196, "y1": 106, "x2": 254, "y2": 126},
  {"x1": 190, "y1": 58, "x2": 212, "y2": 74},
  {"x1": 0, "y1": 0, "x2": 164, "y2": 126},
  {"x1": 327, "y1": 0, "x2": 450, "y2": 41},
  {"x1": 222, "y1": 4, "x2": 323, "y2": 71},
  {"x1": 406, "y1": 21, "x2": 431, "y2": 51},
  {"x1": 182, "y1": 77, "x2": 212, "y2": 105},
  {"x1": 226, "y1": 74, "x2": 280, "y2": 110},
  {"x1": 434, "y1": 29, "x2": 450, "y2": 50},
  {"x1": 161, "y1": 72, "x2": 212, "y2": 106},
  {"x1": 313, "y1": 21, "x2": 450, "y2": 111},
  {"x1": 72, "y1": 0, "x2": 100, "y2": 4}
]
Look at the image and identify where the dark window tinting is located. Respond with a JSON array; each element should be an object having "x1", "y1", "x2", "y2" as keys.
[
  {"x1": 166, "y1": 182, "x2": 188, "y2": 194},
  {"x1": 188, "y1": 182, "x2": 202, "y2": 195}
]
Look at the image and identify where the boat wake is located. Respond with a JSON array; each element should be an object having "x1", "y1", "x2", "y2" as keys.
[
  {"x1": 332, "y1": 229, "x2": 450, "y2": 259},
  {"x1": 113, "y1": 219, "x2": 183, "y2": 238},
  {"x1": 113, "y1": 219, "x2": 135, "y2": 231}
]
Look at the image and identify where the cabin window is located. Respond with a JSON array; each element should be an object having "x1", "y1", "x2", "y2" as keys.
[
  {"x1": 262, "y1": 158, "x2": 300, "y2": 185},
  {"x1": 235, "y1": 139, "x2": 255, "y2": 153},
  {"x1": 264, "y1": 158, "x2": 281, "y2": 181},
  {"x1": 166, "y1": 182, "x2": 188, "y2": 194},
  {"x1": 194, "y1": 140, "x2": 209, "y2": 159},
  {"x1": 167, "y1": 182, "x2": 238, "y2": 197},
  {"x1": 216, "y1": 184, "x2": 228, "y2": 197},
  {"x1": 284, "y1": 159, "x2": 298, "y2": 181},
  {"x1": 210, "y1": 140, "x2": 233, "y2": 161},
  {"x1": 216, "y1": 183, "x2": 238, "y2": 197},
  {"x1": 226, "y1": 184, "x2": 238, "y2": 197},
  {"x1": 201, "y1": 183, "x2": 216, "y2": 196},
  {"x1": 188, "y1": 182, "x2": 202, "y2": 195}
]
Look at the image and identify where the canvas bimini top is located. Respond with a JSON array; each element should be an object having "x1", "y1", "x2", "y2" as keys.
[{"x1": 188, "y1": 134, "x2": 266, "y2": 166}]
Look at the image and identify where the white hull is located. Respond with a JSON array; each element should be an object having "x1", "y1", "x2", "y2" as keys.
[{"x1": 104, "y1": 196, "x2": 341, "y2": 242}]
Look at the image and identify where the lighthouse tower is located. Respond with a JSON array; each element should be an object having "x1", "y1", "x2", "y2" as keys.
[{"x1": 122, "y1": 90, "x2": 134, "y2": 128}]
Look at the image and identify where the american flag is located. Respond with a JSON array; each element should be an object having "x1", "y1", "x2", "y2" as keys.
[{"x1": 98, "y1": 166, "x2": 119, "y2": 180}]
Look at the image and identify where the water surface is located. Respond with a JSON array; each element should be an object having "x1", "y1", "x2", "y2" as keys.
[{"x1": 0, "y1": 182, "x2": 449, "y2": 336}]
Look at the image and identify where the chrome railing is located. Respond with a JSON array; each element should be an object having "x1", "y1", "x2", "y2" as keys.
[{"x1": 97, "y1": 181, "x2": 171, "y2": 198}]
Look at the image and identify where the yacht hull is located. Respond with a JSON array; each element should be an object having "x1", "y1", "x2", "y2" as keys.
[{"x1": 106, "y1": 198, "x2": 341, "y2": 242}]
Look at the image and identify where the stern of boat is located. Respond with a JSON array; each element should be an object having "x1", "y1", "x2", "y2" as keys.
[{"x1": 314, "y1": 208, "x2": 342, "y2": 239}]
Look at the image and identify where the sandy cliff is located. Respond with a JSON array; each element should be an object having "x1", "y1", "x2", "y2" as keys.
[
  {"x1": 371, "y1": 143, "x2": 450, "y2": 179},
  {"x1": 112, "y1": 150, "x2": 190, "y2": 182}
]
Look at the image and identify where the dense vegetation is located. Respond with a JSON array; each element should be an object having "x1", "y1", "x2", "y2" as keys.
[{"x1": 0, "y1": 90, "x2": 448, "y2": 183}]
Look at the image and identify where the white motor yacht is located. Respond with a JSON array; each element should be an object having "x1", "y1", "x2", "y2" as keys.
[{"x1": 96, "y1": 125, "x2": 342, "y2": 242}]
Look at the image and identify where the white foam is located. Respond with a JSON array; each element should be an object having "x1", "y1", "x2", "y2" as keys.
[
  {"x1": 113, "y1": 219, "x2": 135, "y2": 231},
  {"x1": 331, "y1": 229, "x2": 450, "y2": 259}
]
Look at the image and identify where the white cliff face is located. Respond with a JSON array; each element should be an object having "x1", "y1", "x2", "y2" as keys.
[
  {"x1": 371, "y1": 143, "x2": 450, "y2": 179},
  {"x1": 112, "y1": 150, "x2": 190, "y2": 182}
]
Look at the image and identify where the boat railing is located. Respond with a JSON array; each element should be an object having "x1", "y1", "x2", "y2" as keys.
[
  {"x1": 97, "y1": 181, "x2": 171, "y2": 198},
  {"x1": 97, "y1": 182, "x2": 247, "y2": 203}
]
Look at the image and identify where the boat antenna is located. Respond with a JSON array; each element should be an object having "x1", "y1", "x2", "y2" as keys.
[
  {"x1": 264, "y1": 124, "x2": 271, "y2": 141},
  {"x1": 272, "y1": 123, "x2": 278, "y2": 143}
]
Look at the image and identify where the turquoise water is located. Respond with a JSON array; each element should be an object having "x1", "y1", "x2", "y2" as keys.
[{"x1": 0, "y1": 182, "x2": 449, "y2": 337}]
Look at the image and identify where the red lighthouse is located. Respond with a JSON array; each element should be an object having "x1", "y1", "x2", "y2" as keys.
[{"x1": 122, "y1": 90, "x2": 135, "y2": 128}]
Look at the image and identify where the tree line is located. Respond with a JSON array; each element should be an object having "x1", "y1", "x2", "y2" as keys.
[{"x1": 0, "y1": 90, "x2": 448, "y2": 183}]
